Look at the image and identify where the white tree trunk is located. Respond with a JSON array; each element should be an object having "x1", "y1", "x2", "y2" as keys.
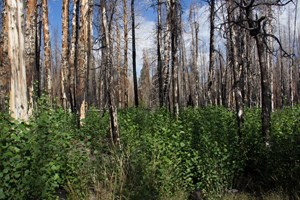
[{"x1": 7, "y1": 0, "x2": 28, "y2": 120}]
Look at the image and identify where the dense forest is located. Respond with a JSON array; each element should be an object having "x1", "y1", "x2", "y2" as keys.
[{"x1": 0, "y1": 0, "x2": 299, "y2": 199}]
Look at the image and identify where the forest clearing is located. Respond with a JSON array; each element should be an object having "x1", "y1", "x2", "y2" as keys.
[{"x1": 0, "y1": 0, "x2": 299, "y2": 199}]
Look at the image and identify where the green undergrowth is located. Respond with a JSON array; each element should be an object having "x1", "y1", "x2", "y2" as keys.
[{"x1": 0, "y1": 103, "x2": 299, "y2": 199}]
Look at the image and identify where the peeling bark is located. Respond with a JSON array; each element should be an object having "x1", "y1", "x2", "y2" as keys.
[
  {"x1": 1, "y1": 0, "x2": 28, "y2": 120},
  {"x1": 25, "y1": 0, "x2": 37, "y2": 114},
  {"x1": 69, "y1": 0, "x2": 79, "y2": 112},
  {"x1": 170, "y1": 0, "x2": 179, "y2": 117},
  {"x1": 42, "y1": 0, "x2": 52, "y2": 94},
  {"x1": 208, "y1": 0, "x2": 215, "y2": 105},
  {"x1": 157, "y1": 0, "x2": 164, "y2": 107},
  {"x1": 101, "y1": 0, "x2": 120, "y2": 146},
  {"x1": 77, "y1": 0, "x2": 89, "y2": 124},
  {"x1": 123, "y1": 0, "x2": 129, "y2": 108},
  {"x1": 0, "y1": 1, "x2": 10, "y2": 111},
  {"x1": 131, "y1": 0, "x2": 139, "y2": 107},
  {"x1": 61, "y1": 0, "x2": 70, "y2": 109}
]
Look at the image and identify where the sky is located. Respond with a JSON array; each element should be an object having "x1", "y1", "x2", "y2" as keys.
[
  {"x1": 48, "y1": 0, "x2": 299, "y2": 76},
  {"x1": 48, "y1": 0, "x2": 207, "y2": 76}
]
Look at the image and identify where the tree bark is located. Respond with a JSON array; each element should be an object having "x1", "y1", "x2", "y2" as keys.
[
  {"x1": 157, "y1": 0, "x2": 164, "y2": 107},
  {"x1": 0, "y1": 1, "x2": 9, "y2": 111},
  {"x1": 208, "y1": 0, "x2": 215, "y2": 105},
  {"x1": 123, "y1": 0, "x2": 129, "y2": 108},
  {"x1": 69, "y1": 0, "x2": 79, "y2": 112},
  {"x1": 101, "y1": 0, "x2": 120, "y2": 146},
  {"x1": 227, "y1": 1, "x2": 244, "y2": 138},
  {"x1": 61, "y1": 0, "x2": 70, "y2": 109},
  {"x1": 42, "y1": 0, "x2": 52, "y2": 95},
  {"x1": 256, "y1": 35, "x2": 271, "y2": 143},
  {"x1": 0, "y1": 0, "x2": 28, "y2": 120},
  {"x1": 131, "y1": 0, "x2": 139, "y2": 107},
  {"x1": 25, "y1": 0, "x2": 38, "y2": 113},
  {"x1": 77, "y1": 0, "x2": 89, "y2": 124},
  {"x1": 170, "y1": 0, "x2": 179, "y2": 117},
  {"x1": 163, "y1": 0, "x2": 171, "y2": 108}
]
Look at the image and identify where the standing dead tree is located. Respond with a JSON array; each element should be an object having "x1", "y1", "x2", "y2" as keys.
[
  {"x1": 101, "y1": 0, "x2": 120, "y2": 146},
  {"x1": 42, "y1": 0, "x2": 52, "y2": 95},
  {"x1": 0, "y1": 0, "x2": 28, "y2": 120},
  {"x1": 230, "y1": 0, "x2": 294, "y2": 143},
  {"x1": 61, "y1": 0, "x2": 70, "y2": 109}
]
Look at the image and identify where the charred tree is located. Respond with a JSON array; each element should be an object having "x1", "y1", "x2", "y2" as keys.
[
  {"x1": 0, "y1": 0, "x2": 28, "y2": 120},
  {"x1": 61, "y1": 0, "x2": 70, "y2": 109},
  {"x1": 42, "y1": 0, "x2": 52, "y2": 95},
  {"x1": 25, "y1": 0, "x2": 38, "y2": 112},
  {"x1": 131, "y1": 0, "x2": 139, "y2": 107},
  {"x1": 101, "y1": 0, "x2": 120, "y2": 146}
]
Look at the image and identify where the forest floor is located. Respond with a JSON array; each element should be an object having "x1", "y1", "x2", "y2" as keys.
[{"x1": 223, "y1": 193, "x2": 292, "y2": 200}]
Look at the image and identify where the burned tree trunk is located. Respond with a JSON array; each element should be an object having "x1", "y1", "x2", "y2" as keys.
[
  {"x1": 131, "y1": 0, "x2": 139, "y2": 107},
  {"x1": 25, "y1": 0, "x2": 38, "y2": 113},
  {"x1": 227, "y1": 1, "x2": 244, "y2": 138},
  {"x1": 0, "y1": 2, "x2": 10, "y2": 110},
  {"x1": 69, "y1": 0, "x2": 79, "y2": 112},
  {"x1": 256, "y1": 35, "x2": 271, "y2": 143},
  {"x1": 61, "y1": 0, "x2": 70, "y2": 109},
  {"x1": 170, "y1": 0, "x2": 179, "y2": 117},
  {"x1": 163, "y1": 0, "x2": 171, "y2": 108},
  {"x1": 208, "y1": 0, "x2": 215, "y2": 105},
  {"x1": 42, "y1": 0, "x2": 52, "y2": 95},
  {"x1": 0, "y1": 0, "x2": 28, "y2": 120},
  {"x1": 157, "y1": 0, "x2": 164, "y2": 107},
  {"x1": 101, "y1": 0, "x2": 120, "y2": 146},
  {"x1": 123, "y1": 0, "x2": 129, "y2": 108},
  {"x1": 76, "y1": 0, "x2": 89, "y2": 124}
]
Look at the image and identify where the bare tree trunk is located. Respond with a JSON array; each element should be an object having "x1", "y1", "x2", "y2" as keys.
[
  {"x1": 170, "y1": 0, "x2": 179, "y2": 117},
  {"x1": 157, "y1": 0, "x2": 164, "y2": 107},
  {"x1": 123, "y1": 0, "x2": 129, "y2": 108},
  {"x1": 0, "y1": 0, "x2": 28, "y2": 120},
  {"x1": 61, "y1": 0, "x2": 70, "y2": 109},
  {"x1": 116, "y1": 6, "x2": 122, "y2": 108},
  {"x1": 77, "y1": 0, "x2": 89, "y2": 124},
  {"x1": 69, "y1": 0, "x2": 79, "y2": 112},
  {"x1": 86, "y1": 0, "x2": 94, "y2": 106},
  {"x1": 42, "y1": 0, "x2": 52, "y2": 95},
  {"x1": 36, "y1": 6, "x2": 42, "y2": 98},
  {"x1": 256, "y1": 35, "x2": 271, "y2": 144},
  {"x1": 189, "y1": 3, "x2": 200, "y2": 107},
  {"x1": 292, "y1": 0, "x2": 299, "y2": 104},
  {"x1": 25, "y1": 0, "x2": 37, "y2": 114},
  {"x1": 139, "y1": 50, "x2": 151, "y2": 107},
  {"x1": 101, "y1": 0, "x2": 120, "y2": 146},
  {"x1": 208, "y1": 0, "x2": 215, "y2": 105},
  {"x1": 131, "y1": 0, "x2": 139, "y2": 107},
  {"x1": 227, "y1": 1, "x2": 244, "y2": 138},
  {"x1": 163, "y1": 0, "x2": 171, "y2": 107},
  {"x1": 0, "y1": 2, "x2": 9, "y2": 111},
  {"x1": 266, "y1": 6, "x2": 274, "y2": 110},
  {"x1": 163, "y1": 0, "x2": 171, "y2": 108}
]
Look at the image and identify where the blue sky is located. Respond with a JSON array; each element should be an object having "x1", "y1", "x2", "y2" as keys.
[
  {"x1": 48, "y1": 0, "x2": 197, "y2": 42},
  {"x1": 47, "y1": 0, "x2": 299, "y2": 75},
  {"x1": 47, "y1": 0, "x2": 202, "y2": 74}
]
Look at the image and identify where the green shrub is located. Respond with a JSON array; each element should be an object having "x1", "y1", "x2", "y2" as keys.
[{"x1": 1, "y1": 105, "x2": 300, "y2": 199}]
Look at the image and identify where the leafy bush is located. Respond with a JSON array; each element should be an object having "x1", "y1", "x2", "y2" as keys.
[
  {"x1": 0, "y1": 113, "x2": 32, "y2": 199},
  {"x1": 0, "y1": 98, "x2": 90, "y2": 199},
  {"x1": 1, "y1": 105, "x2": 300, "y2": 199}
]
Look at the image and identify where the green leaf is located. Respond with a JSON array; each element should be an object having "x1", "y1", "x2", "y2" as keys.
[{"x1": 0, "y1": 188, "x2": 6, "y2": 199}]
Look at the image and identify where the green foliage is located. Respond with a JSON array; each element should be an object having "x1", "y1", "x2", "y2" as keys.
[
  {"x1": 180, "y1": 107, "x2": 241, "y2": 198},
  {"x1": 1, "y1": 104, "x2": 300, "y2": 199},
  {"x1": 239, "y1": 107, "x2": 300, "y2": 197},
  {"x1": 0, "y1": 97, "x2": 90, "y2": 199},
  {"x1": 0, "y1": 113, "x2": 32, "y2": 199}
]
